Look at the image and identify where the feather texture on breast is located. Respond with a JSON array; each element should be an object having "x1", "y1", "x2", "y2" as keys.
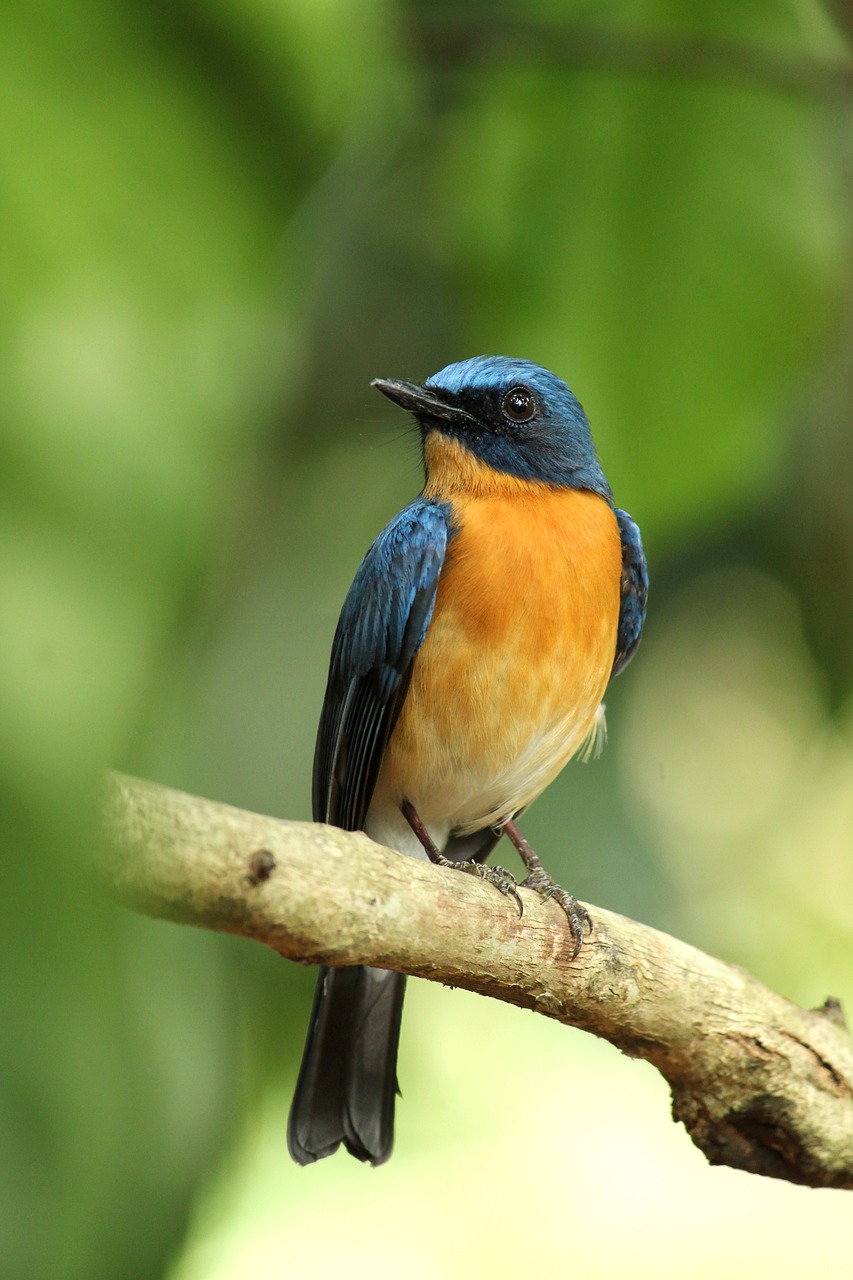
[{"x1": 367, "y1": 437, "x2": 622, "y2": 841}]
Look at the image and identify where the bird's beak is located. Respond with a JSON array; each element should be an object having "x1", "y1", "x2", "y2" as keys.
[{"x1": 371, "y1": 378, "x2": 473, "y2": 425}]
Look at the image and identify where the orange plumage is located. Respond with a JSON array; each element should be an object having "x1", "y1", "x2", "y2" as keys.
[{"x1": 367, "y1": 431, "x2": 622, "y2": 844}]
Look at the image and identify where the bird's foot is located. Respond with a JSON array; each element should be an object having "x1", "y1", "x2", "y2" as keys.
[
  {"x1": 519, "y1": 867, "x2": 592, "y2": 959},
  {"x1": 438, "y1": 856, "x2": 523, "y2": 917},
  {"x1": 401, "y1": 799, "x2": 523, "y2": 916},
  {"x1": 501, "y1": 817, "x2": 592, "y2": 959}
]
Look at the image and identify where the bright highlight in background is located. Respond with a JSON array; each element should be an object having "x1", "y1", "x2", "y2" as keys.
[{"x1": 173, "y1": 982, "x2": 853, "y2": 1280}]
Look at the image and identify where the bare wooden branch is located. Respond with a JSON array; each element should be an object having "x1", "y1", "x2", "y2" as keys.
[
  {"x1": 414, "y1": 16, "x2": 853, "y2": 102},
  {"x1": 99, "y1": 771, "x2": 853, "y2": 1189}
]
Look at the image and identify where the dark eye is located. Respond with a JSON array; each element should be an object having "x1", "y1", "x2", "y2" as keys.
[{"x1": 502, "y1": 385, "x2": 536, "y2": 423}]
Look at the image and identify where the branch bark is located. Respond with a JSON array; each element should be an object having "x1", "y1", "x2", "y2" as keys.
[{"x1": 99, "y1": 771, "x2": 853, "y2": 1189}]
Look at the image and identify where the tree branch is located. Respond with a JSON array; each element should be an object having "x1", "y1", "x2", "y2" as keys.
[
  {"x1": 99, "y1": 772, "x2": 853, "y2": 1189},
  {"x1": 413, "y1": 16, "x2": 853, "y2": 102}
]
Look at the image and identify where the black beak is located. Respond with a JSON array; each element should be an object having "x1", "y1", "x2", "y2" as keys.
[{"x1": 371, "y1": 378, "x2": 473, "y2": 425}]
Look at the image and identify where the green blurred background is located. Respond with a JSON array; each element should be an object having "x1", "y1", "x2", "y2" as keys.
[{"x1": 3, "y1": 1, "x2": 852, "y2": 1276}]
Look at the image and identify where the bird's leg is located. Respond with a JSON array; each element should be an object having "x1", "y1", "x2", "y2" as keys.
[
  {"x1": 501, "y1": 817, "x2": 593, "y2": 958},
  {"x1": 400, "y1": 799, "x2": 522, "y2": 917}
]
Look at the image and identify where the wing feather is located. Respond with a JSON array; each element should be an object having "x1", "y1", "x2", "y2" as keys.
[
  {"x1": 611, "y1": 507, "x2": 648, "y2": 678},
  {"x1": 313, "y1": 499, "x2": 450, "y2": 830}
]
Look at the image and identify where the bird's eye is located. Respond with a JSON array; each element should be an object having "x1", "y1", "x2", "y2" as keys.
[{"x1": 502, "y1": 385, "x2": 536, "y2": 423}]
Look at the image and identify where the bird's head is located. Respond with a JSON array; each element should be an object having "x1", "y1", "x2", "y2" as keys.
[{"x1": 372, "y1": 355, "x2": 611, "y2": 499}]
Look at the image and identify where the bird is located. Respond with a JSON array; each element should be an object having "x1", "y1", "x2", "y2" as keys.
[{"x1": 287, "y1": 355, "x2": 648, "y2": 1167}]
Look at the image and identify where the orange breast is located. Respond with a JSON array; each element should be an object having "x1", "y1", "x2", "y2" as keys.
[{"x1": 371, "y1": 438, "x2": 623, "y2": 837}]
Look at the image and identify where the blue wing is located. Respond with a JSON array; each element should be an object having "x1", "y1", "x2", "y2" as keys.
[
  {"x1": 313, "y1": 499, "x2": 451, "y2": 831},
  {"x1": 611, "y1": 507, "x2": 648, "y2": 678}
]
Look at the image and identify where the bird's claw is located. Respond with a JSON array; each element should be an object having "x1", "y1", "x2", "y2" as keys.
[
  {"x1": 521, "y1": 869, "x2": 593, "y2": 958},
  {"x1": 453, "y1": 860, "x2": 523, "y2": 917}
]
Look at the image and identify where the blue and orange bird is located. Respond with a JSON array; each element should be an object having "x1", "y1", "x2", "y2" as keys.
[{"x1": 288, "y1": 356, "x2": 647, "y2": 1166}]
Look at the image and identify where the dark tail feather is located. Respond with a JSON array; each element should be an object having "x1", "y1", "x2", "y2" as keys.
[{"x1": 287, "y1": 965, "x2": 406, "y2": 1166}]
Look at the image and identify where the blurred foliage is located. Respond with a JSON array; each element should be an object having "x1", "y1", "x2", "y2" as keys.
[{"x1": 1, "y1": 1, "x2": 852, "y2": 1277}]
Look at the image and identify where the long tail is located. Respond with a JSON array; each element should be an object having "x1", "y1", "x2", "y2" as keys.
[{"x1": 287, "y1": 965, "x2": 406, "y2": 1166}]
